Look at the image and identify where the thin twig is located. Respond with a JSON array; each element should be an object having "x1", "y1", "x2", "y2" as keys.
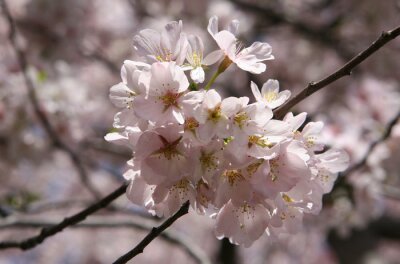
[
  {"x1": 0, "y1": 0, "x2": 101, "y2": 198},
  {"x1": 331, "y1": 110, "x2": 400, "y2": 192},
  {"x1": 344, "y1": 111, "x2": 400, "y2": 176},
  {"x1": 0, "y1": 216, "x2": 210, "y2": 264},
  {"x1": 7, "y1": 198, "x2": 153, "y2": 218},
  {"x1": 273, "y1": 25, "x2": 400, "y2": 119},
  {"x1": 0, "y1": 183, "x2": 128, "y2": 250},
  {"x1": 113, "y1": 201, "x2": 190, "y2": 264}
]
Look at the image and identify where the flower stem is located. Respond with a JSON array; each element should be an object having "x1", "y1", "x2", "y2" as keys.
[
  {"x1": 204, "y1": 70, "x2": 221, "y2": 91},
  {"x1": 204, "y1": 56, "x2": 233, "y2": 91}
]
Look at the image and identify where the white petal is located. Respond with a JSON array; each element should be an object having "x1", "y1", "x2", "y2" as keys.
[
  {"x1": 161, "y1": 21, "x2": 182, "y2": 53},
  {"x1": 134, "y1": 130, "x2": 163, "y2": 161},
  {"x1": 213, "y1": 30, "x2": 237, "y2": 57},
  {"x1": 250, "y1": 81, "x2": 263, "y2": 103},
  {"x1": 190, "y1": 67, "x2": 205, "y2": 83},
  {"x1": 203, "y1": 89, "x2": 222, "y2": 109},
  {"x1": 261, "y1": 79, "x2": 279, "y2": 95},
  {"x1": 126, "y1": 174, "x2": 154, "y2": 206},
  {"x1": 133, "y1": 95, "x2": 164, "y2": 123},
  {"x1": 236, "y1": 59, "x2": 266, "y2": 74},
  {"x1": 227, "y1": 19, "x2": 240, "y2": 36},
  {"x1": 317, "y1": 148, "x2": 349, "y2": 173},
  {"x1": 302, "y1": 121, "x2": 324, "y2": 137},
  {"x1": 109, "y1": 82, "x2": 134, "y2": 108},
  {"x1": 207, "y1": 16, "x2": 219, "y2": 37},
  {"x1": 283, "y1": 112, "x2": 307, "y2": 131},
  {"x1": 239, "y1": 42, "x2": 274, "y2": 61},
  {"x1": 203, "y1": 50, "x2": 224, "y2": 66},
  {"x1": 220, "y1": 97, "x2": 243, "y2": 117},
  {"x1": 133, "y1": 29, "x2": 161, "y2": 58},
  {"x1": 104, "y1": 132, "x2": 128, "y2": 145}
]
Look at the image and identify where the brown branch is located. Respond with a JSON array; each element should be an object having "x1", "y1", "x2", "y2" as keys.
[
  {"x1": 113, "y1": 201, "x2": 190, "y2": 264},
  {"x1": 273, "y1": 25, "x2": 400, "y2": 120},
  {"x1": 0, "y1": 183, "x2": 127, "y2": 250},
  {"x1": 0, "y1": 0, "x2": 101, "y2": 198},
  {"x1": 0, "y1": 216, "x2": 210, "y2": 264}
]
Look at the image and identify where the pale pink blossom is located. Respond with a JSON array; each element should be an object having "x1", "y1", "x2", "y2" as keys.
[
  {"x1": 133, "y1": 125, "x2": 189, "y2": 185},
  {"x1": 208, "y1": 16, "x2": 274, "y2": 74},
  {"x1": 215, "y1": 200, "x2": 270, "y2": 247},
  {"x1": 193, "y1": 89, "x2": 230, "y2": 142},
  {"x1": 109, "y1": 60, "x2": 148, "y2": 108},
  {"x1": 133, "y1": 20, "x2": 188, "y2": 65},
  {"x1": 134, "y1": 62, "x2": 189, "y2": 125},
  {"x1": 251, "y1": 80, "x2": 291, "y2": 109},
  {"x1": 185, "y1": 35, "x2": 222, "y2": 83}
]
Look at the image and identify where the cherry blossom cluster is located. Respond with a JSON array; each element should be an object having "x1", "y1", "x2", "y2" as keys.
[{"x1": 106, "y1": 16, "x2": 349, "y2": 247}]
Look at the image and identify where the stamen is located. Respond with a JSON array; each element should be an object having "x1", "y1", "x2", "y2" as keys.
[
  {"x1": 264, "y1": 91, "x2": 277, "y2": 102},
  {"x1": 234, "y1": 111, "x2": 248, "y2": 128},
  {"x1": 223, "y1": 169, "x2": 244, "y2": 186},
  {"x1": 207, "y1": 106, "x2": 222, "y2": 123}
]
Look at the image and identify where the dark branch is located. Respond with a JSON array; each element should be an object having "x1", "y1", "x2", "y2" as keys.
[
  {"x1": 6, "y1": 198, "x2": 153, "y2": 219},
  {"x1": 0, "y1": 0, "x2": 101, "y2": 198},
  {"x1": 0, "y1": 216, "x2": 211, "y2": 264},
  {"x1": 113, "y1": 201, "x2": 190, "y2": 264},
  {"x1": 344, "y1": 110, "x2": 400, "y2": 176},
  {"x1": 0, "y1": 183, "x2": 127, "y2": 250},
  {"x1": 273, "y1": 25, "x2": 400, "y2": 119},
  {"x1": 329, "y1": 110, "x2": 400, "y2": 196}
]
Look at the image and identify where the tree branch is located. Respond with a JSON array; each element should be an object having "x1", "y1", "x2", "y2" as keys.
[
  {"x1": 0, "y1": 183, "x2": 128, "y2": 250},
  {"x1": 0, "y1": 216, "x2": 211, "y2": 264},
  {"x1": 273, "y1": 25, "x2": 400, "y2": 119},
  {"x1": 329, "y1": 110, "x2": 400, "y2": 195},
  {"x1": 0, "y1": 0, "x2": 101, "y2": 198},
  {"x1": 5, "y1": 198, "x2": 153, "y2": 219},
  {"x1": 345, "y1": 110, "x2": 400, "y2": 176},
  {"x1": 113, "y1": 201, "x2": 190, "y2": 264}
]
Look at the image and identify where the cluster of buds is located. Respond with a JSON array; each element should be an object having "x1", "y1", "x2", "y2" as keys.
[{"x1": 106, "y1": 17, "x2": 349, "y2": 247}]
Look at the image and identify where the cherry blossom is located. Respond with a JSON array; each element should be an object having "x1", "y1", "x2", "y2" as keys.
[
  {"x1": 207, "y1": 16, "x2": 274, "y2": 74},
  {"x1": 251, "y1": 79, "x2": 291, "y2": 109},
  {"x1": 106, "y1": 17, "x2": 349, "y2": 247}
]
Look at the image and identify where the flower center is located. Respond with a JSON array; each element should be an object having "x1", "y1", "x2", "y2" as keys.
[
  {"x1": 270, "y1": 159, "x2": 280, "y2": 182},
  {"x1": 160, "y1": 91, "x2": 181, "y2": 109},
  {"x1": 233, "y1": 111, "x2": 248, "y2": 128},
  {"x1": 282, "y1": 193, "x2": 294, "y2": 203},
  {"x1": 156, "y1": 49, "x2": 173, "y2": 62},
  {"x1": 207, "y1": 106, "x2": 222, "y2": 123},
  {"x1": 153, "y1": 135, "x2": 182, "y2": 160},
  {"x1": 184, "y1": 117, "x2": 199, "y2": 132},
  {"x1": 170, "y1": 178, "x2": 190, "y2": 196},
  {"x1": 223, "y1": 169, "x2": 244, "y2": 186},
  {"x1": 248, "y1": 135, "x2": 272, "y2": 148},
  {"x1": 264, "y1": 91, "x2": 277, "y2": 102},
  {"x1": 246, "y1": 160, "x2": 263, "y2": 177},
  {"x1": 190, "y1": 52, "x2": 202, "y2": 67},
  {"x1": 200, "y1": 152, "x2": 218, "y2": 172}
]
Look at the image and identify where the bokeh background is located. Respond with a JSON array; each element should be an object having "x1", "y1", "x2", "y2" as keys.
[{"x1": 1, "y1": 0, "x2": 400, "y2": 263}]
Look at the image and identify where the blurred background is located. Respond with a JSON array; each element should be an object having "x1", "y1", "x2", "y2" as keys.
[{"x1": 1, "y1": 0, "x2": 400, "y2": 263}]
